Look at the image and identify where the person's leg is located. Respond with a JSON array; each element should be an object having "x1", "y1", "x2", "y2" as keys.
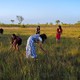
[
  {"x1": 12, "y1": 40, "x2": 16, "y2": 50},
  {"x1": 26, "y1": 45, "x2": 32, "y2": 58},
  {"x1": 16, "y1": 44, "x2": 19, "y2": 51},
  {"x1": 31, "y1": 45, "x2": 37, "y2": 58},
  {"x1": 27, "y1": 41, "x2": 37, "y2": 58}
]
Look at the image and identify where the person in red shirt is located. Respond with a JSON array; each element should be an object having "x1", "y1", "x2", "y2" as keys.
[{"x1": 56, "y1": 25, "x2": 63, "y2": 43}]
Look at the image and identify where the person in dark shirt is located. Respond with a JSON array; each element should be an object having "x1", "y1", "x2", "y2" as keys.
[
  {"x1": 0, "y1": 28, "x2": 4, "y2": 34},
  {"x1": 36, "y1": 26, "x2": 40, "y2": 34},
  {"x1": 78, "y1": 35, "x2": 80, "y2": 39},
  {"x1": 11, "y1": 34, "x2": 22, "y2": 51}
]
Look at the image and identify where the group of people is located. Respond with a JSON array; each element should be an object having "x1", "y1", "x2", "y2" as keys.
[{"x1": 11, "y1": 25, "x2": 63, "y2": 59}]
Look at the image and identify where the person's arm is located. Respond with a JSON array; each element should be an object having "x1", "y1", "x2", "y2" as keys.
[
  {"x1": 38, "y1": 41, "x2": 47, "y2": 53},
  {"x1": 12, "y1": 39, "x2": 17, "y2": 49}
]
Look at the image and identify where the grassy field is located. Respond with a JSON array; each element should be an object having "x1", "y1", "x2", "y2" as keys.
[{"x1": 0, "y1": 27, "x2": 80, "y2": 80}]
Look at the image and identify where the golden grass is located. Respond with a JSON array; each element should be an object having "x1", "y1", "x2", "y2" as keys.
[{"x1": 2, "y1": 27, "x2": 80, "y2": 37}]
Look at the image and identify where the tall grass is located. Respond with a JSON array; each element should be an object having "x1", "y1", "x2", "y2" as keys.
[{"x1": 0, "y1": 27, "x2": 80, "y2": 80}]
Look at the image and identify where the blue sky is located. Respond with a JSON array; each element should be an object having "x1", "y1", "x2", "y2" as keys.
[{"x1": 0, "y1": 0, "x2": 80, "y2": 24}]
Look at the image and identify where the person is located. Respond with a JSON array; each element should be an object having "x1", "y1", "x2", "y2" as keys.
[
  {"x1": 78, "y1": 35, "x2": 80, "y2": 39},
  {"x1": 26, "y1": 34, "x2": 47, "y2": 58},
  {"x1": 56, "y1": 25, "x2": 63, "y2": 43},
  {"x1": 0, "y1": 28, "x2": 4, "y2": 34},
  {"x1": 11, "y1": 34, "x2": 22, "y2": 51},
  {"x1": 36, "y1": 26, "x2": 40, "y2": 34}
]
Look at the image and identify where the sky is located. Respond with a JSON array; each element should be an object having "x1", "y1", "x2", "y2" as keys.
[{"x1": 0, "y1": 0, "x2": 80, "y2": 24}]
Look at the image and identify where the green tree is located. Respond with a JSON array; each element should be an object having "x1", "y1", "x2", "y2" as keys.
[
  {"x1": 55, "y1": 20, "x2": 60, "y2": 24},
  {"x1": 11, "y1": 20, "x2": 14, "y2": 24},
  {"x1": 50, "y1": 22, "x2": 53, "y2": 25},
  {"x1": 77, "y1": 21, "x2": 80, "y2": 23},
  {"x1": 16, "y1": 16, "x2": 24, "y2": 24}
]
